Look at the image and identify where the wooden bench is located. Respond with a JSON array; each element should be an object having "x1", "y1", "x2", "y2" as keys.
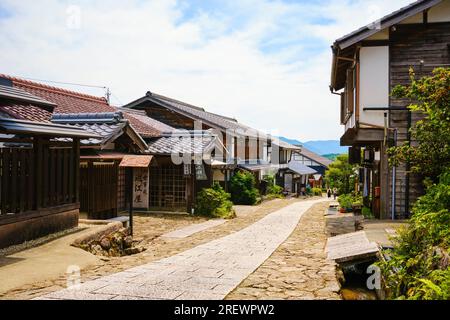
[{"x1": 106, "y1": 216, "x2": 130, "y2": 228}]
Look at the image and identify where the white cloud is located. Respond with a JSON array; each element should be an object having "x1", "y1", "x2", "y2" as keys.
[{"x1": 0, "y1": 0, "x2": 412, "y2": 141}]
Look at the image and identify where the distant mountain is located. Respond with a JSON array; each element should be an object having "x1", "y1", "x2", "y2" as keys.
[
  {"x1": 277, "y1": 137, "x2": 302, "y2": 146},
  {"x1": 278, "y1": 137, "x2": 348, "y2": 156},
  {"x1": 302, "y1": 140, "x2": 348, "y2": 156}
]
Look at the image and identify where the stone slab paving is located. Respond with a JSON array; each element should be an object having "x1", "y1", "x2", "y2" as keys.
[
  {"x1": 325, "y1": 231, "x2": 379, "y2": 263},
  {"x1": 36, "y1": 198, "x2": 326, "y2": 300},
  {"x1": 226, "y1": 201, "x2": 341, "y2": 300},
  {"x1": 161, "y1": 219, "x2": 226, "y2": 239}
]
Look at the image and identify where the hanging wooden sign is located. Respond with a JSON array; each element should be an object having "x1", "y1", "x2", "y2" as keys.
[{"x1": 195, "y1": 164, "x2": 207, "y2": 180}]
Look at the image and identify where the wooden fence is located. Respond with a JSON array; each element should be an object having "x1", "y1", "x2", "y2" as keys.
[
  {"x1": 80, "y1": 161, "x2": 118, "y2": 220},
  {"x1": 0, "y1": 141, "x2": 79, "y2": 217}
]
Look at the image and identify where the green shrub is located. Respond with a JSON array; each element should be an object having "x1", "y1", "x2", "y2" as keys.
[
  {"x1": 338, "y1": 194, "x2": 353, "y2": 209},
  {"x1": 311, "y1": 187, "x2": 323, "y2": 196},
  {"x1": 267, "y1": 184, "x2": 284, "y2": 196},
  {"x1": 379, "y1": 169, "x2": 450, "y2": 300},
  {"x1": 195, "y1": 183, "x2": 235, "y2": 219},
  {"x1": 263, "y1": 175, "x2": 284, "y2": 199},
  {"x1": 362, "y1": 206, "x2": 374, "y2": 219},
  {"x1": 229, "y1": 171, "x2": 260, "y2": 205}
]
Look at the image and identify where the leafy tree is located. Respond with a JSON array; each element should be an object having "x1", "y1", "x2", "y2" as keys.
[
  {"x1": 388, "y1": 68, "x2": 450, "y2": 181},
  {"x1": 229, "y1": 171, "x2": 260, "y2": 205},
  {"x1": 325, "y1": 154, "x2": 358, "y2": 194},
  {"x1": 378, "y1": 68, "x2": 450, "y2": 300}
]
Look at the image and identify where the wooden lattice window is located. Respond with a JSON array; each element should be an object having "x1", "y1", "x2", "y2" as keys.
[{"x1": 149, "y1": 165, "x2": 186, "y2": 209}]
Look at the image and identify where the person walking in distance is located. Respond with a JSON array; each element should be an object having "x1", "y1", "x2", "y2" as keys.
[
  {"x1": 327, "y1": 188, "x2": 332, "y2": 199},
  {"x1": 333, "y1": 187, "x2": 338, "y2": 200}
]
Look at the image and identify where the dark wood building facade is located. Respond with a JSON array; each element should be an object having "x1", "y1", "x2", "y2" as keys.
[
  {"x1": 0, "y1": 117, "x2": 98, "y2": 248},
  {"x1": 51, "y1": 112, "x2": 149, "y2": 219},
  {"x1": 330, "y1": 0, "x2": 450, "y2": 218}
]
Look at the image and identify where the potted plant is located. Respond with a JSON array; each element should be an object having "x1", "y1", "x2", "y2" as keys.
[
  {"x1": 338, "y1": 194, "x2": 353, "y2": 213},
  {"x1": 351, "y1": 192, "x2": 363, "y2": 215}
]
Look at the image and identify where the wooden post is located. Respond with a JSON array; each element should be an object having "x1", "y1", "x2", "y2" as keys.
[
  {"x1": 74, "y1": 139, "x2": 80, "y2": 204},
  {"x1": 88, "y1": 160, "x2": 94, "y2": 218},
  {"x1": 34, "y1": 137, "x2": 43, "y2": 210},
  {"x1": 128, "y1": 167, "x2": 134, "y2": 235}
]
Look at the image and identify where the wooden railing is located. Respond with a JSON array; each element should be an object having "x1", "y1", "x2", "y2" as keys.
[{"x1": 0, "y1": 139, "x2": 80, "y2": 217}]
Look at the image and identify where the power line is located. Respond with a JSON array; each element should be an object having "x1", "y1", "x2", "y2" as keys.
[
  {"x1": 18, "y1": 76, "x2": 107, "y2": 89},
  {"x1": 110, "y1": 92, "x2": 124, "y2": 106},
  {"x1": 13, "y1": 74, "x2": 117, "y2": 104}
]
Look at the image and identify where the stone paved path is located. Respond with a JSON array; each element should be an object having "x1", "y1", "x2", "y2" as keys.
[
  {"x1": 161, "y1": 219, "x2": 226, "y2": 239},
  {"x1": 226, "y1": 201, "x2": 341, "y2": 300},
  {"x1": 37, "y1": 198, "x2": 327, "y2": 300}
]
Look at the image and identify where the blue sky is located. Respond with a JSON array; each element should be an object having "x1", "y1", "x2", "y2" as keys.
[{"x1": 0, "y1": 0, "x2": 413, "y2": 141}]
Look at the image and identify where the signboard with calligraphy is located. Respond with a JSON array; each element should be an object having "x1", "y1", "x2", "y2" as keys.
[
  {"x1": 195, "y1": 164, "x2": 207, "y2": 181},
  {"x1": 184, "y1": 164, "x2": 192, "y2": 176},
  {"x1": 133, "y1": 167, "x2": 149, "y2": 209}
]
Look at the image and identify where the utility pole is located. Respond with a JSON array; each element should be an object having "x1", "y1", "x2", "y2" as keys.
[{"x1": 105, "y1": 87, "x2": 111, "y2": 105}]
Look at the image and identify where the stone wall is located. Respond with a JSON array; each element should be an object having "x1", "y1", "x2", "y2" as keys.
[{"x1": 325, "y1": 213, "x2": 364, "y2": 237}]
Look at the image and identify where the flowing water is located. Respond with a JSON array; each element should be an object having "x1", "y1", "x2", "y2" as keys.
[{"x1": 339, "y1": 261, "x2": 379, "y2": 300}]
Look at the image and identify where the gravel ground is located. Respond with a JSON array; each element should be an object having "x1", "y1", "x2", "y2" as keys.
[{"x1": 1, "y1": 198, "x2": 308, "y2": 300}]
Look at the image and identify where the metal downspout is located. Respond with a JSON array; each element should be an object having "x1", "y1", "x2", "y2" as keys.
[{"x1": 391, "y1": 129, "x2": 397, "y2": 221}]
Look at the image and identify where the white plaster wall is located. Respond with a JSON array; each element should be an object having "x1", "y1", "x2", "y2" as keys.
[
  {"x1": 359, "y1": 46, "x2": 389, "y2": 128},
  {"x1": 345, "y1": 111, "x2": 356, "y2": 131}
]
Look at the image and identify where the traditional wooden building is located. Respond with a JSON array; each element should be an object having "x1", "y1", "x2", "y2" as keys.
[
  {"x1": 330, "y1": 0, "x2": 450, "y2": 218},
  {"x1": 0, "y1": 75, "x2": 160, "y2": 219},
  {"x1": 143, "y1": 130, "x2": 229, "y2": 212},
  {"x1": 271, "y1": 139, "x2": 326, "y2": 193},
  {"x1": 122, "y1": 91, "x2": 272, "y2": 193},
  {"x1": 51, "y1": 112, "x2": 150, "y2": 219},
  {"x1": 0, "y1": 85, "x2": 98, "y2": 248}
]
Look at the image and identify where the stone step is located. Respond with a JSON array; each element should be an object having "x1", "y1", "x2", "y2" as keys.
[{"x1": 325, "y1": 231, "x2": 379, "y2": 264}]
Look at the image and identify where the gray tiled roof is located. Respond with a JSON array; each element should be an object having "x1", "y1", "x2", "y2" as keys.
[
  {"x1": 120, "y1": 108, "x2": 176, "y2": 134},
  {"x1": 288, "y1": 162, "x2": 317, "y2": 175},
  {"x1": 125, "y1": 92, "x2": 268, "y2": 139},
  {"x1": 52, "y1": 112, "x2": 126, "y2": 146},
  {"x1": 146, "y1": 132, "x2": 218, "y2": 155},
  {"x1": 238, "y1": 159, "x2": 277, "y2": 172},
  {"x1": 0, "y1": 117, "x2": 100, "y2": 139},
  {"x1": 272, "y1": 138, "x2": 301, "y2": 150},
  {"x1": 299, "y1": 147, "x2": 333, "y2": 168},
  {"x1": 153, "y1": 93, "x2": 243, "y2": 130}
]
